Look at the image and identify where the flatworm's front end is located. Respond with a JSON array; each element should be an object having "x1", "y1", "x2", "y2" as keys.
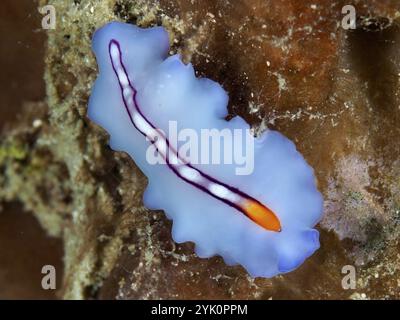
[
  {"x1": 242, "y1": 200, "x2": 281, "y2": 232},
  {"x1": 88, "y1": 21, "x2": 324, "y2": 278}
]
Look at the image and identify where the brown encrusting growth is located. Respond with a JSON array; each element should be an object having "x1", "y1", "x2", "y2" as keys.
[{"x1": 1, "y1": 0, "x2": 400, "y2": 299}]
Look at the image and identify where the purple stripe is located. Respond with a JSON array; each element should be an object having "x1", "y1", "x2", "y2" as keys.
[{"x1": 108, "y1": 39, "x2": 274, "y2": 226}]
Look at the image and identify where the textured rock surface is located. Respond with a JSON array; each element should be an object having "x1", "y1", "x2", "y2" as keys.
[{"x1": 1, "y1": 0, "x2": 400, "y2": 299}]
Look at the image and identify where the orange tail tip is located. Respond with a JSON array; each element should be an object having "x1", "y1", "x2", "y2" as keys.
[{"x1": 243, "y1": 200, "x2": 282, "y2": 232}]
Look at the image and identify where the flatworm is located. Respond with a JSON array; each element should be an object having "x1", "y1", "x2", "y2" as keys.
[{"x1": 88, "y1": 22, "x2": 324, "y2": 277}]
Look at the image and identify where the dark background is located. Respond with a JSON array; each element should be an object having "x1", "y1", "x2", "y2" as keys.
[{"x1": 0, "y1": 0, "x2": 63, "y2": 299}]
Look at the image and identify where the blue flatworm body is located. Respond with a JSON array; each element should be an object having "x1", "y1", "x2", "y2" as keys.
[{"x1": 88, "y1": 21, "x2": 324, "y2": 278}]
